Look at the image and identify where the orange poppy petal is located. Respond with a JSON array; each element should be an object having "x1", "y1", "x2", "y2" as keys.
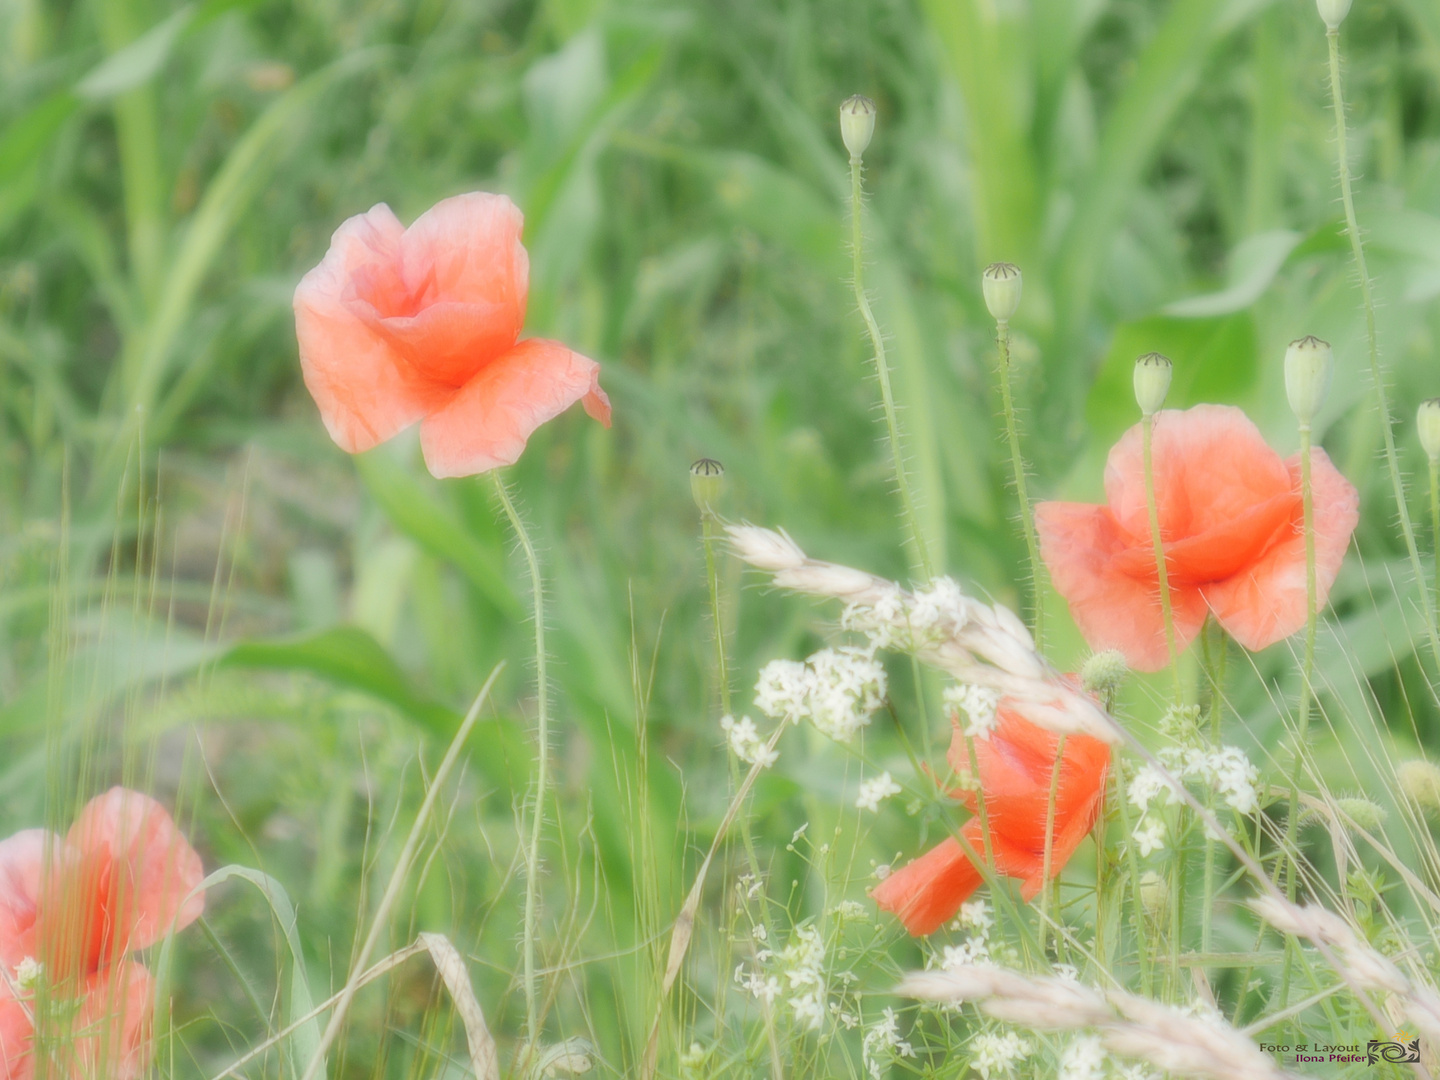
[
  {"x1": 1017, "y1": 787, "x2": 1105, "y2": 902},
  {"x1": 0, "y1": 979, "x2": 32, "y2": 1080},
  {"x1": 419, "y1": 338, "x2": 610, "y2": 479},
  {"x1": 1202, "y1": 446, "x2": 1358, "y2": 652},
  {"x1": 359, "y1": 193, "x2": 530, "y2": 386},
  {"x1": 0, "y1": 831, "x2": 48, "y2": 970},
  {"x1": 1036, "y1": 501, "x2": 1208, "y2": 671},
  {"x1": 870, "y1": 829, "x2": 985, "y2": 936},
  {"x1": 294, "y1": 204, "x2": 450, "y2": 453},
  {"x1": 64, "y1": 789, "x2": 205, "y2": 965},
  {"x1": 1103, "y1": 405, "x2": 1293, "y2": 542},
  {"x1": 74, "y1": 960, "x2": 152, "y2": 1080}
]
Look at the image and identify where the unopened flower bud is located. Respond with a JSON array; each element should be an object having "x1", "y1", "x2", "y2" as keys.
[
  {"x1": 839, "y1": 95, "x2": 876, "y2": 160},
  {"x1": 1418, "y1": 399, "x2": 1440, "y2": 463},
  {"x1": 1284, "y1": 335, "x2": 1333, "y2": 425},
  {"x1": 1139, "y1": 871, "x2": 1169, "y2": 921},
  {"x1": 690, "y1": 458, "x2": 725, "y2": 514},
  {"x1": 981, "y1": 263, "x2": 1022, "y2": 323},
  {"x1": 1080, "y1": 649, "x2": 1127, "y2": 698},
  {"x1": 1334, "y1": 797, "x2": 1387, "y2": 833},
  {"x1": 1399, "y1": 759, "x2": 1440, "y2": 815},
  {"x1": 1316, "y1": 0, "x2": 1352, "y2": 30},
  {"x1": 1133, "y1": 353, "x2": 1172, "y2": 416}
]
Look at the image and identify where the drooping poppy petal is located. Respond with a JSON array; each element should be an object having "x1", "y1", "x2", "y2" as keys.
[
  {"x1": 71, "y1": 961, "x2": 152, "y2": 1080},
  {"x1": 876, "y1": 697, "x2": 1110, "y2": 935},
  {"x1": 419, "y1": 338, "x2": 611, "y2": 479},
  {"x1": 0, "y1": 832, "x2": 49, "y2": 970},
  {"x1": 1036, "y1": 404, "x2": 1359, "y2": 670},
  {"x1": 1202, "y1": 446, "x2": 1359, "y2": 653},
  {"x1": 60, "y1": 789, "x2": 205, "y2": 970},
  {"x1": 295, "y1": 205, "x2": 451, "y2": 453}
]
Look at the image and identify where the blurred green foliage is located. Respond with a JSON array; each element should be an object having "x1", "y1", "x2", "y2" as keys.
[{"x1": 3, "y1": 0, "x2": 1440, "y2": 1075}]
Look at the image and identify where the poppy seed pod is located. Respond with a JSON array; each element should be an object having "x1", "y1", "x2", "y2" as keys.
[
  {"x1": 1316, "y1": 0, "x2": 1351, "y2": 30},
  {"x1": 1132, "y1": 353, "x2": 1172, "y2": 417},
  {"x1": 981, "y1": 263, "x2": 1023, "y2": 323},
  {"x1": 690, "y1": 458, "x2": 725, "y2": 513},
  {"x1": 839, "y1": 95, "x2": 876, "y2": 160},
  {"x1": 1284, "y1": 335, "x2": 1333, "y2": 425},
  {"x1": 1418, "y1": 399, "x2": 1440, "y2": 462}
]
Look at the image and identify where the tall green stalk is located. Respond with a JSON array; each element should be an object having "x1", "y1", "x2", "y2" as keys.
[
  {"x1": 849, "y1": 155, "x2": 933, "y2": 581},
  {"x1": 1039, "y1": 735, "x2": 1066, "y2": 954},
  {"x1": 491, "y1": 473, "x2": 550, "y2": 1064},
  {"x1": 1431, "y1": 457, "x2": 1439, "y2": 633},
  {"x1": 1283, "y1": 424, "x2": 1318, "y2": 902},
  {"x1": 1326, "y1": 28, "x2": 1440, "y2": 670},
  {"x1": 1142, "y1": 415, "x2": 1183, "y2": 701},
  {"x1": 996, "y1": 317, "x2": 1045, "y2": 643}
]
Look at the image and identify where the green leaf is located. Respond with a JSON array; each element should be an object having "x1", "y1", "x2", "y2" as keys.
[
  {"x1": 1085, "y1": 313, "x2": 1259, "y2": 446},
  {"x1": 353, "y1": 451, "x2": 519, "y2": 619},
  {"x1": 152, "y1": 865, "x2": 324, "y2": 1079},
  {"x1": 76, "y1": 6, "x2": 196, "y2": 101},
  {"x1": 222, "y1": 626, "x2": 461, "y2": 739},
  {"x1": 1162, "y1": 230, "x2": 1302, "y2": 317}
]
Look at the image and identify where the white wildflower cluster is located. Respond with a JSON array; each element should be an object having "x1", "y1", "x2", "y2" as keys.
[
  {"x1": 1126, "y1": 744, "x2": 1260, "y2": 856},
  {"x1": 944, "y1": 683, "x2": 1002, "y2": 738},
  {"x1": 970, "y1": 1030, "x2": 1034, "y2": 1079},
  {"x1": 939, "y1": 898, "x2": 994, "y2": 969},
  {"x1": 856, "y1": 771, "x2": 901, "y2": 812},
  {"x1": 842, "y1": 577, "x2": 971, "y2": 651},
  {"x1": 1059, "y1": 1036, "x2": 1158, "y2": 1080},
  {"x1": 778, "y1": 925, "x2": 829, "y2": 1030},
  {"x1": 754, "y1": 647, "x2": 887, "y2": 743},
  {"x1": 831, "y1": 899, "x2": 869, "y2": 922},
  {"x1": 13, "y1": 957, "x2": 41, "y2": 991},
  {"x1": 719, "y1": 714, "x2": 778, "y2": 768},
  {"x1": 861, "y1": 1007, "x2": 915, "y2": 1080},
  {"x1": 727, "y1": 524, "x2": 1119, "y2": 743}
]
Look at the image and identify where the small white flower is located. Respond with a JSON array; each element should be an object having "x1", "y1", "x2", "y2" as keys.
[
  {"x1": 958, "y1": 899, "x2": 993, "y2": 935},
  {"x1": 1058, "y1": 1035, "x2": 1106, "y2": 1080},
  {"x1": 1127, "y1": 764, "x2": 1174, "y2": 815},
  {"x1": 752, "y1": 922, "x2": 767, "y2": 942},
  {"x1": 941, "y1": 936, "x2": 991, "y2": 969},
  {"x1": 944, "y1": 684, "x2": 1001, "y2": 739},
  {"x1": 1133, "y1": 815, "x2": 1166, "y2": 857},
  {"x1": 856, "y1": 771, "x2": 902, "y2": 812},
  {"x1": 755, "y1": 648, "x2": 887, "y2": 743},
  {"x1": 872, "y1": 862, "x2": 893, "y2": 881},
  {"x1": 720, "y1": 714, "x2": 778, "y2": 768},
  {"x1": 13, "y1": 957, "x2": 41, "y2": 990},
  {"x1": 862, "y1": 1007, "x2": 915, "y2": 1080},
  {"x1": 831, "y1": 900, "x2": 869, "y2": 922},
  {"x1": 969, "y1": 1030, "x2": 1033, "y2": 1079},
  {"x1": 1053, "y1": 963, "x2": 1079, "y2": 983}
]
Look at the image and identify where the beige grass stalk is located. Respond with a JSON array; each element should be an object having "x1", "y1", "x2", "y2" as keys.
[
  {"x1": 640, "y1": 722, "x2": 786, "y2": 1080},
  {"x1": 296, "y1": 666, "x2": 503, "y2": 1080}
]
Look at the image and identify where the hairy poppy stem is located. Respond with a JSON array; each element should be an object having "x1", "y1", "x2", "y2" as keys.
[
  {"x1": 1112, "y1": 765, "x2": 1153, "y2": 994},
  {"x1": 996, "y1": 319, "x2": 1046, "y2": 644},
  {"x1": 1432, "y1": 458, "x2": 1439, "y2": 633},
  {"x1": 1326, "y1": 27, "x2": 1440, "y2": 671},
  {"x1": 491, "y1": 473, "x2": 550, "y2": 1066},
  {"x1": 849, "y1": 154, "x2": 933, "y2": 580},
  {"x1": 1278, "y1": 424, "x2": 1319, "y2": 1009},
  {"x1": 1039, "y1": 735, "x2": 1066, "y2": 954},
  {"x1": 1141, "y1": 415, "x2": 1183, "y2": 701}
]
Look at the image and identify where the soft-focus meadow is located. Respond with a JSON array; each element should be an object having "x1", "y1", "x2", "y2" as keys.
[{"x1": 4, "y1": 0, "x2": 1440, "y2": 1077}]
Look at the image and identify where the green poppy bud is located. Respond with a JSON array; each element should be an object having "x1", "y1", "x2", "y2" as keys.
[
  {"x1": 1399, "y1": 759, "x2": 1440, "y2": 816},
  {"x1": 981, "y1": 263, "x2": 1023, "y2": 323},
  {"x1": 1139, "y1": 871, "x2": 1169, "y2": 921},
  {"x1": 690, "y1": 458, "x2": 725, "y2": 513},
  {"x1": 1417, "y1": 399, "x2": 1440, "y2": 463},
  {"x1": 1334, "y1": 797, "x2": 1387, "y2": 833},
  {"x1": 1133, "y1": 353, "x2": 1173, "y2": 417},
  {"x1": 1316, "y1": 0, "x2": 1351, "y2": 30},
  {"x1": 1284, "y1": 336, "x2": 1333, "y2": 425},
  {"x1": 839, "y1": 95, "x2": 876, "y2": 160},
  {"x1": 1080, "y1": 649, "x2": 1127, "y2": 698}
]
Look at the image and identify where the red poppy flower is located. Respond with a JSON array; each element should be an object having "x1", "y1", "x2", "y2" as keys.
[
  {"x1": 871, "y1": 701, "x2": 1110, "y2": 935},
  {"x1": 0, "y1": 789, "x2": 204, "y2": 1080},
  {"x1": 293, "y1": 192, "x2": 611, "y2": 478},
  {"x1": 1035, "y1": 404, "x2": 1359, "y2": 672}
]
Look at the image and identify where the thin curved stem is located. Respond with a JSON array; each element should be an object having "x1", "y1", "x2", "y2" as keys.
[
  {"x1": 1142, "y1": 416, "x2": 1182, "y2": 701},
  {"x1": 702, "y1": 513, "x2": 731, "y2": 718},
  {"x1": 1327, "y1": 28, "x2": 1440, "y2": 670},
  {"x1": 997, "y1": 319, "x2": 1045, "y2": 643},
  {"x1": 1039, "y1": 735, "x2": 1066, "y2": 954},
  {"x1": 850, "y1": 155, "x2": 932, "y2": 580},
  {"x1": 491, "y1": 473, "x2": 549, "y2": 1063},
  {"x1": 1431, "y1": 459, "x2": 1439, "y2": 633}
]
